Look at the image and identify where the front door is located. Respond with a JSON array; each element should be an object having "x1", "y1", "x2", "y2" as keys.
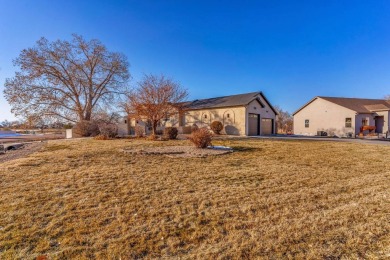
[
  {"x1": 375, "y1": 116, "x2": 384, "y2": 133},
  {"x1": 248, "y1": 113, "x2": 260, "y2": 136}
]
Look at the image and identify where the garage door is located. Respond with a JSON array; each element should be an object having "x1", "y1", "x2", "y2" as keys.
[
  {"x1": 261, "y1": 118, "x2": 273, "y2": 135},
  {"x1": 248, "y1": 113, "x2": 260, "y2": 136}
]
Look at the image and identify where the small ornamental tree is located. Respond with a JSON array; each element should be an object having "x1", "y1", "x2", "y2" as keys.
[
  {"x1": 127, "y1": 74, "x2": 188, "y2": 135},
  {"x1": 210, "y1": 121, "x2": 223, "y2": 134},
  {"x1": 189, "y1": 127, "x2": 212, "y2": 148},
  {"x1": 274, "y1": 105, "x2": 293, "y2": 134}
]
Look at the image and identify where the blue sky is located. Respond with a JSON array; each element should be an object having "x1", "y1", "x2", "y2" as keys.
[{"x1": 1, "y1": 0, "x2": 390, "y2": 121}]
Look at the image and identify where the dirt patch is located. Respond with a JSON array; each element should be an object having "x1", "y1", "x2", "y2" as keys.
[
  {"x1": 0, "y1": 142, "x2": 45, "y2": 164},
  {"x1": 123, "y1": 145, "x2": 233, "y2": 158}
]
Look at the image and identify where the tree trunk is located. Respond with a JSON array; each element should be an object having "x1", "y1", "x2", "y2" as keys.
[{"x1": 152, "y1": 120, "x2": 158, "y2": 135}]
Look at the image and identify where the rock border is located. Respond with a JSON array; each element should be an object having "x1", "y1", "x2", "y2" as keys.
[{"x1": 122, "y1": 145, "x2": 233, "y2": 158}]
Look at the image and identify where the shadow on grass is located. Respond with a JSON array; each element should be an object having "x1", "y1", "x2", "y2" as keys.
[
  {"x1": 44, "y1": 144, "x2": 71, "y2": 152},
  {"x1": 231, "y1": 146, "x2": 262, "y2": 152}
]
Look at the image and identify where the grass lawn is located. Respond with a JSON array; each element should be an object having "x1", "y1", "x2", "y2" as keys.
[{"x1": 0, "y1": 138, "x2": 389, "y2": 259}]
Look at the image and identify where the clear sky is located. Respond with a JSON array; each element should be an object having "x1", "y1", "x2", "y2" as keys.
[{"x1": 1, "y1": 0, "x2": 390, "y2": 121}]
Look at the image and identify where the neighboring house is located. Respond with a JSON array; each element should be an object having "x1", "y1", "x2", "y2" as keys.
[
  {"x1": 125, "y1": 91, "x2": 278, "y2": 136},
  {"x1": 293, "y1": 96, "x2": 390, "y2": 137}
]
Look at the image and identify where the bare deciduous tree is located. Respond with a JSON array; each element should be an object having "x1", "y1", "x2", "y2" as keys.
[
  {"x1": 4, "y1": 34, "x2": 130, "y2": 123},
  {"x1": 275, "y1": 106, "x2": 293, "y2": 134},
  {"x1": 127, "y1": 74, "x2": 188, "y2": 135}
]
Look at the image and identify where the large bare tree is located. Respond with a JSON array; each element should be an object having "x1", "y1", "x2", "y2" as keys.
[
  {"x1": 127, "y1": 74, "x2": 188, "y2": 135},
  {"x1": 4, "y1": 34, "x2": 130, "y2": 123}
]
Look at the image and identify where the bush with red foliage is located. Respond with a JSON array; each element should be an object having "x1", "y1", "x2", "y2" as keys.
[
  {"x1": 189, "y1": 127, "x2": 212, "y2": 148},
  {"x1": 210, "y1": 121, "x2": 223, "y2": 134}
]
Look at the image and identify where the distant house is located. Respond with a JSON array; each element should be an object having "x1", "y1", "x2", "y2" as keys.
[
  {"x1": 293, "y1": 96, "x2": 390, "y2": 137},
  {"x1": 122, "y1": 91, "x2": 278, "y2": 136}
]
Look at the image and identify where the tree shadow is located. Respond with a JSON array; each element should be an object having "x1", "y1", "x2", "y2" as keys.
[{"x1": 230, "y1": 146, "x2": 262, "y2": 152}]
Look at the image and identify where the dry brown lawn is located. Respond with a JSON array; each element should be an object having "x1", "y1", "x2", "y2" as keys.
[{"x1": 0, "y1": 138, "x2": 389, "y2": 259}]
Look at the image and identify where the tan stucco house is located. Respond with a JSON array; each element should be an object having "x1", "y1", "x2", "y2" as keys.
[
  {"x1": 293, "y1": 96, "x2": 390, "y2": 137},
  {"x1": 120, "y1": 91, "x2": 278, "y2": 136}
]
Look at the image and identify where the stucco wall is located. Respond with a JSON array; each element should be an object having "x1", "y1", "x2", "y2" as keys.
[
  {"x1": 183, "y1": 107, "x2": 246, "y2": 135},
  {"x1": 246, "y1": 97, "x2": 277, "y2": 135},
  {"x1": 294, "y1": 98, "x2": 356, "y2": 137}
]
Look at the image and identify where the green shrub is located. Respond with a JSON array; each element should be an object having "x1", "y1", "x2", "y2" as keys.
[
  {"x1": 210, "y1": 121, "x2": 223, "y2": 134},
  {"x1": 64, "y1": 123, "x2": 73, "y2": 129},
  {"x1": 189, "y1": 127, "x2": 212, "y2": 148},
  {"x1": 164, "y1": 127, "x2": 178, "y2": 139}
]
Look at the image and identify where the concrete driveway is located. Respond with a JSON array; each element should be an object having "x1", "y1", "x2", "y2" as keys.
[
  {"x1": 249, "y1": 135, "x2": 390, "y2": 146},
  {"x1": 211, "y1": 134, "x2": 390, "y2": 146}
]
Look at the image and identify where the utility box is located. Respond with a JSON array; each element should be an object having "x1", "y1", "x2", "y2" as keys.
[
  {"x1": 317, "y1": 131, "x2": 328, "y2": 136},
  {"x1": 66, "y1": 129, "x2": 73, "y2": 139}
]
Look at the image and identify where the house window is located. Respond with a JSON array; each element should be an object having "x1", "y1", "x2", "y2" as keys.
[
  {"x1": 362, "y1": 118, "x2": 368, "y2": 126},
  {"x1": 204, "y1": 114, "x2": 207, "y2": 119},
  {"x1": 227, "y1": 113, "x2": 230, "y2": 118},
  {"x1": 305, "y1": 119, "x2": 309, "y2": 128},
  {"x1": 345, "y1": 118, "x2": 352, "y2": 128},
  {"x1": 124, "y1": 120, "x2": 127, "y2": 124}
]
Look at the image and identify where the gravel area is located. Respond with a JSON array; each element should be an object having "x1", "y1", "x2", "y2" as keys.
[
  {"x1": 123, "y1": 145, "x2": 233, "y2": 158},
  {"x1": 0, "y1": 142, "x2": 45, "y2": 164}
]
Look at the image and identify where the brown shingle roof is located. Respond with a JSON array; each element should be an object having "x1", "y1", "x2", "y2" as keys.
[
  {"x1": 318, "y1": 97, "x2": 390, "y2": 113},
  {"x1": 181, "y1": 91, "x2": 278, "y2": 114}
]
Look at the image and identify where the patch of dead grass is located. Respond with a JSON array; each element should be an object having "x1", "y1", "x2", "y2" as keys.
[{"x1": 0, "y1": 138, "x2": 390, "y2": 259}]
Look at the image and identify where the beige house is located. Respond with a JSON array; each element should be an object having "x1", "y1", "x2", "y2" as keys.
[
  {"x1": 293, "y1": 96, "x2": 390, "y2": 137},
  {"x1": 123, "y1": 91, "x2": 278, "y2": 136}
]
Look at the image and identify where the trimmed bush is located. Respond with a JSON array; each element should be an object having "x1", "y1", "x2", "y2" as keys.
[
  {"x1": 93, "y1": 134, "x2": 109, "y2": 140},
  {"x1": 210, "y1": 121, "x2": 223, "y2": 134},
  {"x1": 98, "y1": 122, "x2": 118, "y2": 138},
  {"x1": 191, "y1": 123, "x2": 199, "y2": 133},
  {"x1": 155, "y1": 129, "x2": 164, "y2": 135},
  {"x1": 73, "y1": 120, "x2": 100, "y2": 137},
  {"x1": 134, "y1": 125, "x2": 145, "y2": 137},
  {"x1": 148, "y1": 134, "x2": 158, "y2": 141},
  {"x1": 164, "y1": 127, "x2": 178, "y2": 140},
  {"x1": 189, "y1": 127, "x2": 212, "y2": 148}
]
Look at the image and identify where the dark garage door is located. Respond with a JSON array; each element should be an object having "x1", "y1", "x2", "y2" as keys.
[
  {"x1": 248, "y1": 113, "x2": 260, "y2": 136},
  {"x1": 261, "y1": 118, "x2": 273, "y2": 135}
]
